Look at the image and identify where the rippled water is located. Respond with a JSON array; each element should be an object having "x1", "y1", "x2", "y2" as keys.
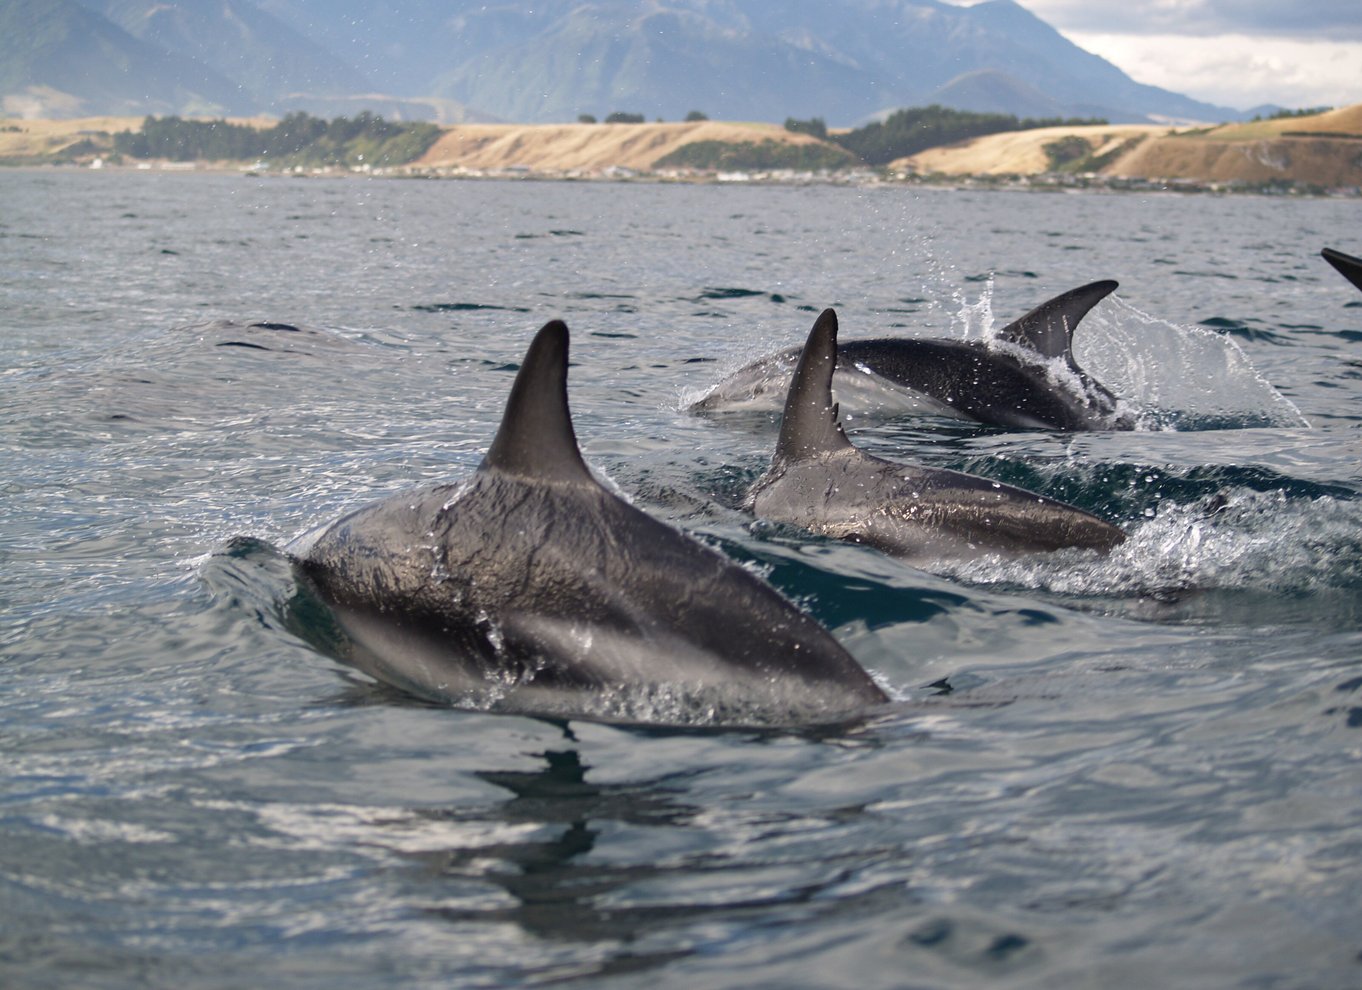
[{"x1": 3, "y1": 170, "x2": 1361, "y2": 988}]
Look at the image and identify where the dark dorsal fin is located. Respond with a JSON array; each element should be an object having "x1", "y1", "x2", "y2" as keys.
[
  {"x1": 1322, "y1": 248, "x2": 1362, "y2": 293},
  {"x1": 481, "y1": 320, "x2": 593, "y2": 483},
  {"x1": 775, "y1": 309, "x2": 854, "y2": 463},
  {"x1": 995, "y1": 280, "x2": 1118, "y2": 367}
]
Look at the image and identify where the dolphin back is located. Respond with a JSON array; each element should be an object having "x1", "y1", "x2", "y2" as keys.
[{"x1": 294, "y1": 319, "x2": 886, "y2": 726}]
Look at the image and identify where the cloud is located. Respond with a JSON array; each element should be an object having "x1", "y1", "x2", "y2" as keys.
[
  {"x1": 1017, "y1": 1, "x2": 1362, "y2": 42},
  {"x1": 1066, "y1": 32, "x2": 1362, "y2": 109}
]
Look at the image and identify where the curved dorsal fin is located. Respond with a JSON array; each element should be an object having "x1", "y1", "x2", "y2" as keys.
[
  {"x1": 481, "y1": 320, "x2": 593, "y2": 483},
  {"x1": 1323, "y1": 247, "x2": 1362, "y2": 293},
  {"x1": 775, "y1": 309, "x2": 854, "y2": 463},
  {"x1": 995, "y1": 280, "x2": 1118, "y2": 366}
]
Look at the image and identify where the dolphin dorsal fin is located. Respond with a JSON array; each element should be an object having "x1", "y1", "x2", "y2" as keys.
[
  {"x1": 775, "y1": 309, "x2": 854, "y2": 463},
  {"x1": 481, "y1": 320, "x2": 593, "y2": 484},
  {"x1": 996, "y1": 280, "x2": 1118, "y2": 366},
  {"x1": 1323, "y1": 248, "x2": 1362, "y2": 293}
]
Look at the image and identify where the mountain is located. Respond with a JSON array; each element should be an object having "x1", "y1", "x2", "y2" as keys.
[
  {"x1": 80, "y1": 0, "x2": 371, "y2": 108},
  {"x1": 1, "y1": 0, "x2": 1248, "y2": 125},
  {"x1": 259, "y1": 0, "x2": 1243, "y2": 124},
  {"x1": 1, "y1": 0, "x2": 250, "y2": 117}
]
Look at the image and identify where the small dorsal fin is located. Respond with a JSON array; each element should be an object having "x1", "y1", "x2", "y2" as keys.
[
  {"x1": 481, "y1": 320, "x2": 593, "y2": 483},
  {"x1": 1322, "y1": 248, "x2": 1362, "y2": 293},
  {"x1": 775, "y1": 309, "x2": 854, "y2": 463},
  {"x1": 995, "y1": 280, "x2": 1118, "y2": 365}
]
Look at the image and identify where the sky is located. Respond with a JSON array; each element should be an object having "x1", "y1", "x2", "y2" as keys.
[{"x1": 967, "y1": 0, "x2": 1362, "y2": 111}]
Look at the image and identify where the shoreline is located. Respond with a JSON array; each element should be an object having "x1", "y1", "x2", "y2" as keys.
[{"x1": 8, "y1": 159, "x2": 1357, "y2": 198}]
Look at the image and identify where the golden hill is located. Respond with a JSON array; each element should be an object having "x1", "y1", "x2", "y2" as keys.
[
  {"x1": 412, "y1": 120, "x2": 834, "y2": 172},
  {"x1": 1108, "y1": 106, "x2": 1362, "y2": 187},
  {"x1": 4, "y1": 107, "x2": 1360, "y2": 189},
  {"x1": 892, "y1": 105, "x2": 1362, "y2": 188},
  {"x1": 892, "y1": 124, "x2": 1173, "y2": 177},
  {"x1": 0, "y1": 116, "x2": 142, "y2": 158}
]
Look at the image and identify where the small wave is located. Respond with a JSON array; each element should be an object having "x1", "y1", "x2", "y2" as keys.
[
  {"x1": 936, "y1": 489, "x2": 1362, "y2": 606},
  {"x1": 409, "y1": 302, "x2": 532, "y2": 313}
]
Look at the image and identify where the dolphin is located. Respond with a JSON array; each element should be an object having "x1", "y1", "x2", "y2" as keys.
[
  {"x1": 1322, "y1": 247, "x2": 1362, "y2": 293},
  {"x1": 288, "y1": 319, "x2": 887, "y2": 727},
  {"x1": 747, "y1": 309, "x2": 1127, "y2": 563},
  {"x1": 691, "y1": 281, "x2": 1135, "y2": 430}
]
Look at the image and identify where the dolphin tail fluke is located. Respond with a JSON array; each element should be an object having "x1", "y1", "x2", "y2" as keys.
[
  {"x1": 481, "y1": 320, "x2": 593, "y2": 483},
  {"x1": 1322, "y1": 248, "x2": 1362, "y2": 293},
  {"x1": 775, "y1": 309, "x2": 855, "y2": 463},
  {"x1": 996, "y1": 280, "x2": 1118, "y2": 368}
]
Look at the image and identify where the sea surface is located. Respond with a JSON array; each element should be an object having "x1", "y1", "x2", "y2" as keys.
[{"x1": 2, "y1": 169, "x2": 1360, "y2": 988}]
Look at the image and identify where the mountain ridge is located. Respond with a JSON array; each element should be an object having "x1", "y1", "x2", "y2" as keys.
[{"x1": 3, "y1": 0, "x2": 1260, "y2": 125}]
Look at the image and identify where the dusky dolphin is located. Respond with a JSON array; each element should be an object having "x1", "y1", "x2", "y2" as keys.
[
  {"x1": 692, "y1": 281, "x2": 1135, "y2": 430},
  {"x1": 289, "y1": 319, "x2": 887, "y2": 727},
  {"x1": 1322, "y1": 248, "x2": 1362, "y2": 292},
  {"x1": 747, "y1": 309, "x2": 1127, "y2": 563}
]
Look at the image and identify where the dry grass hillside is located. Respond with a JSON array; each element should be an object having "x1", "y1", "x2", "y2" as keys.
[
  {"x1": 892, "y1": 124, "x2": 1174, "y2": 176},
  {"x1": 1184, "y1": 104, "x2": 1362, "y2": 141},
  {"x1": 412, "y1": 120, "x2": 833, "y2": 172},
  {"x1": 5, "y1": 107, "x2": 1360, "y2": 189},
  {"x1": 0, "y1": 116, "x2": 142, "y2": 157},
  {"x1": 1108, "y1": 105, "x2": 1362, "y2": 186},
  {"x1": 891, "y1": 105, "x2": 1362, "y2": 187}
]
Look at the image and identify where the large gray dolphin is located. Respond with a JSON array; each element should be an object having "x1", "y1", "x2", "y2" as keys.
[
  {"x1": 747, "y1": 309, "x2": 1127, "y2": 563},
  {"x1": 1322, "y1": 247, "x2": 1362, "y2": 292},
  {"x1": 289, "y1": 319, "x2": 887, "y2": 727},
  {"x1": 692, "y1": 281, "x2": 1135, "y2": 430}
]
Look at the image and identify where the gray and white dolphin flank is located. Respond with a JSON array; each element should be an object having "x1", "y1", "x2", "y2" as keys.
[
  {"x1": 747, "y1": 309, "x2": 1127, "y2": 563},
  {"x1": 290, "y1": 319, "x2": 887, "y2": 727},
  {"x1": 692, "y1": 281, "x2": 1134, "y2": 430},
  {"x1": 1322, "y1": 247, "x2": 1362, "y2": 293}
]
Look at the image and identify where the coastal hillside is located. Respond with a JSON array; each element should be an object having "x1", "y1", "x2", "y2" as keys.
[
  {"x1": 1107, "y1": 105, "x2": 1362, "y2": 187},
  {"x1": 893, "y1": 124, "x2": 1175, "y2": 177},
  {"x1": 412, "y1": 121, "x2": 838, "y2": 173},
  {"x1": 892, "y1": 104, "x2": 1362, "y2": 188},
  {"x1": 4, "y1": 109, "x2": 1359, "y2": 191}
]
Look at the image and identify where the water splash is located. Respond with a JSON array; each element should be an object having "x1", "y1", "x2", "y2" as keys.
[
  {"x1": 937, "y1": 488, "x2": 1362, "y2": 606},
  {"x1": 1073, "y1": 297, "x2": 1308, "y2": 430}
]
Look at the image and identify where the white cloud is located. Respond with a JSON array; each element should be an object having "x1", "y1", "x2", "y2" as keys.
[
  {"x1": 1016, "y1": 1, "x2": 1362, "y2": 41},
  {"x1": 944, "y1": 0, "x2": 1362, "y2": 109},
  {"x1": 1066, "y1": 32, "x2": 1362, "y2": 110}
]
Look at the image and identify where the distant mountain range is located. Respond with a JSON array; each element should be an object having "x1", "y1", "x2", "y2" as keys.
[{"x1": 1, "y1": 0, "x2": 1259, "y2": 125}]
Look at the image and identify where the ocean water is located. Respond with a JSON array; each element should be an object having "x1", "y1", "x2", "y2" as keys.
[{"x1": 2, "y1": 170, "x2": 1360, "y2": 988}]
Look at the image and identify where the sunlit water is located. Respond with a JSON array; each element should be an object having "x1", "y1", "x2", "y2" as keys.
[{"x1": 3, "y1": 171, "x2": 1361, "y2": 988}]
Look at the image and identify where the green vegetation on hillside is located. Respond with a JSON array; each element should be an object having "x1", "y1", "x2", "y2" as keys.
[
  {"x1": 1042, "y1": 133, "x2": 1147, "y2": 173},
  {"x1": 113, "y1": 112, "x2": 441, "y2": 167},
  {"x1": 817, "y1": 105, "x2": 1108, "y2": 166},
  {"x1": 654, "y1": 139, "x2": 858, "y2": 172},
  {"x1": 784, "y1": 117, "x2": 828, "y2": 140},
  {"x1": 1257, "y1": 106, "x2": 1334, "y2": 121}
]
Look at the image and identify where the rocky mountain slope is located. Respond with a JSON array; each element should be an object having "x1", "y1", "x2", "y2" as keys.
[{"x1": 2, "y1": 0, "x2": 1246, "y2": 125}]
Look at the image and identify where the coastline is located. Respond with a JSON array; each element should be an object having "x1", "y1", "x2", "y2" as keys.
[{"x1": 3, "y1": 111, "x2": 1359, "y2": 197}]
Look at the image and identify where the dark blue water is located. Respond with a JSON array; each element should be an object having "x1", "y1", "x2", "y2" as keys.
[{"x1": 3, "y1": 170, "x2": 1361, "y2": 988}]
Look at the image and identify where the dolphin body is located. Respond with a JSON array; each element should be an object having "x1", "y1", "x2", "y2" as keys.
[
  {"x1": 747, "y1": 309, "x2": 1127, "y2": 564},
  {"x1": 289, "y1": 320, "x2": 887, "y2": 727},
  {"x1": 1322, "y1": 247, "x2": 1362, "y2": 292},
  {"x1": 692, "y1": 281, "x2": 1135, "y2": 430}
]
